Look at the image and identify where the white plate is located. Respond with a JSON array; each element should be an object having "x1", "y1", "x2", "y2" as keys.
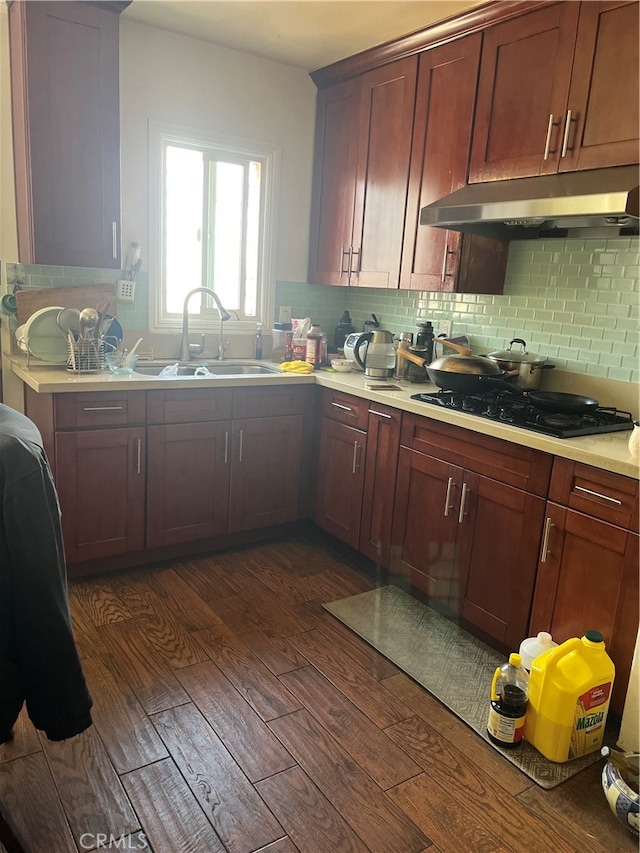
[{"x1": 22, "y1": 306, "x2": 68, "y2": 362}]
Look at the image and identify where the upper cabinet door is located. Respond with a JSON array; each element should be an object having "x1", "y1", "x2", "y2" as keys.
[
  {"x1": 9, "y1": 0, "x2": 122, "y2": 268},
  {"x1": 308, "y1": 57, "x2": 417, "y2": 288},
  {"x1": 469, "y1": 3, "x2": 580, "y2": 182},
  {"x1": 561, "y1": 1, "x2": 639, "y2": 172},
  {"x1": 307, "y1": 78, "x2": 361, "y2": 286},
  {"x1": 350, "y1": 56, "x2": 417, "y2": 289},
  {"x1": 401, "y1": 34, "x2": 486, "y2": 292}
]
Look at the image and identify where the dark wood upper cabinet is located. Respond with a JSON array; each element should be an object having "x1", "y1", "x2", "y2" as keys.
[
  {"x1": 400, "y1": 33, "x2": 507, "y2": 294},
  {"x1": 563, "y1": 0, "x2": 640, "y2": 172},
  {"x1": 308, "y1": 57, "x2": 417, "y2": 288},
  {"x1": 8, "y1": 0, "x2": 126, "y2": 268},
  {"x1": 469, "y1": 1, "x2": 639, "y2": 182},
  {"x1": 307, "y1": 78, "x2": 360, "y2": 286}
]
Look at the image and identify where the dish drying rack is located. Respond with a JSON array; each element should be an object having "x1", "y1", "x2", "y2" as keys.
[{"x1": 67, "y1": 338, "x2": 115, "y2": 373}]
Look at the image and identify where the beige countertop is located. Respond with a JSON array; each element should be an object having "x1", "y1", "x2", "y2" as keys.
[{"x1": 10, "y1": 357, "x2": 639, "y2": 479}]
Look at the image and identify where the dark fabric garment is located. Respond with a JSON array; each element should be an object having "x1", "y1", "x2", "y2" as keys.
[{"x1": 0, "y1": 403, "x2": 92, "y2": 740}]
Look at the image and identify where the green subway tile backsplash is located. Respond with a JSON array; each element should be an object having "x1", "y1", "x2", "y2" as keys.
[
  {"x1": 5, "y1": 262, "x2": 148, "y2": 333},
  {"x1": 5, "y1": 235, "x2": 638, "y2": 382},
  {"x1": 277, "y1": 236, "x2": 640, "y2": 383}
]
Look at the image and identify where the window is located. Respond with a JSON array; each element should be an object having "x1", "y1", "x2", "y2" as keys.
[{"x1": 149, "y1": 122, "x2": 280, "y2": 332}]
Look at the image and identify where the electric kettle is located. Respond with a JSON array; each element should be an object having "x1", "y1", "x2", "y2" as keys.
[{"x1": 352, "y1": 329, "x2": 396, "y2": 379}]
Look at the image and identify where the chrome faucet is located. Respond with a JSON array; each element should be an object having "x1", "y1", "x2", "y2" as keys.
[{"x1": 180, "y1": 287, "x2": 231, "y2": 361}]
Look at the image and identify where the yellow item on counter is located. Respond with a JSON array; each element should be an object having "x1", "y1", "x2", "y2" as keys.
[
  {"x1": 279, "y1": 361, "x2": 314, "y2": 373},
  {"x1": 524, "y1": 631, "x2": 615, "y2": 763}
]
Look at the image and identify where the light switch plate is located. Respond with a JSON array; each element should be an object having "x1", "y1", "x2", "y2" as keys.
[
  {"x1": 278, "y1": 305, "x2": 292, "y2": 323},
  {"x1": 117, "y1": 279, "x2": 136, "y2": 303}
]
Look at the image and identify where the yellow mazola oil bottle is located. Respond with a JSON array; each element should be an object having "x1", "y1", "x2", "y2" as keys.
[{"x1": 524, "y1": 630, "x2": 615, "y2": 763}]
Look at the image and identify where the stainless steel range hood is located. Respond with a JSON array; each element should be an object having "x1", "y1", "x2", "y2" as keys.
[{"x1": 420, "y1": 165, "x2": 639, "y2": 240}]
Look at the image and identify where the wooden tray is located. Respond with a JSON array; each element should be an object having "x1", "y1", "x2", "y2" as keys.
[{"x1": 15, "y1": 283, "x2": 117, "y2": 324}]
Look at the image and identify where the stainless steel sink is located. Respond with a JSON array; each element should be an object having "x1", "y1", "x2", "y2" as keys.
[{"x1": 133, "y1": 361, "x2": 281, "y2": 377}]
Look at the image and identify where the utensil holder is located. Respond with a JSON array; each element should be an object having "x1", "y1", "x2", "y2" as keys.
[{"x1": 67, "y1": 339, "x2": 105, "y2": 373}]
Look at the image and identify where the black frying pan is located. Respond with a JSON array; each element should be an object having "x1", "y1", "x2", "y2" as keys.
[{"x1": 524, "y1": 391, "x2": 599, "y2": 413}]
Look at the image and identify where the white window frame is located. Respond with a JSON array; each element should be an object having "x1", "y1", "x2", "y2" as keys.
[{"x1": 148, "y1": 120, "x2": 280, "y2": 334}]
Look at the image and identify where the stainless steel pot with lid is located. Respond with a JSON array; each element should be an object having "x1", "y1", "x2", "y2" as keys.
[{"x1": 486, "y1": 338, "x2": 555, "y2": 390}]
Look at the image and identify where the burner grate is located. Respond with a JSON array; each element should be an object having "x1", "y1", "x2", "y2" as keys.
[{"x1": 410, "y1": 392, "x2": 634, "y2": 438}]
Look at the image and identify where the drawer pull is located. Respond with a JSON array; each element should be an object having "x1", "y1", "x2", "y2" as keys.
[
  {"x1": 574, "y1": 485, "x2": 622, "y2": 506},
  {"x1": 540, "y1": 517, "x2": 554, "y2": 563},
  {"x1": 458, "y1": 482, "x2": 468, "y2": 524},
  {"x1": 136, "y1": 438, "x2": 142, "y2": 475},
  {"x1": 444, "y1": 477, "x2": 455, "y2": 517},
  {"x1": 332, "y1": 402, "x2": 353, "y2": 413},
  {"x1": 369, "y1": 410, "x2": 391, "y2": 419},
  {"x1": 82, "y1": 406, "x2": 124, "y2": 412},
  {"x1": 224, "y1": 430, "x2": 229, "y2": 464}
]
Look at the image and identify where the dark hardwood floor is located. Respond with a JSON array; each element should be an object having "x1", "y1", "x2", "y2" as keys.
[{"x1": 0, "y1": 531, "x2": 635, "y2": 852}]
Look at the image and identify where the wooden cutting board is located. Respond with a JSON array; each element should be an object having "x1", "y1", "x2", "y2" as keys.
[{"x1": 15, "y1": 283, "x2": 117, "y2": 324}]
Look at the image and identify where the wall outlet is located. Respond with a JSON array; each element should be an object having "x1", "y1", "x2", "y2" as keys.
[
  {"x1": 278, "y1": 305, "x2": 292, "y2": 323},
  {"x1": 439, "y1": 320, "x2": 452, "y2": 338},
  {"x1": 117, "y1": 279, "x2": 136, "y2": 303}
]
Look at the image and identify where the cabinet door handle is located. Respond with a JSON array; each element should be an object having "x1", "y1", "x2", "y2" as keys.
[
  {"x1": 136, "y1": 438, "x2": 142, "y2": 475},
  {"x1": 224, "y1": 430, "x2": 229, "y2": 464},
  {"x1": 573, "y1": 485, "x2": 622, "y2": 506},
  {"x1": 444, "y1": 477, "x2": 455, "y2": 517},
  {"x1": 561, "y1": 109, "x2": 576, "y2": 158},
  {"x1": 440, "y1": 246, "x2": 455, "y2": 281},
  {"x1": 82, "y1": 405, "x2": 124, "y2": 412},
  {"x1": 458, "y1": 482, "x2": 468, "y2": 524},
  {"x1": 351, "y1": 248, "x2": 361, "y2": 276},
  {"x1": 332, "y1": 402, "x2": 353, "y2": 413},
  {"x1": 340, "y1": 248, "x2": 350, "y2": 275},
  {"x1": 352, "y1": 441, "x2": 361, "y2": 474},
  {"x1": 369, "y1": 409, "x2": 391, "y2": 419},
  {"x1": 112, "y1": 221, "x2": 118, "y2": 260},
  {"x1": 540, "y1": 517, "x2": 554, "y2": 563},
  {"x1": 238, "y1": 429, "x2": 244, "y2": 463},
  {"x1": 543, "y1": 113, "x2": 559, "y2": 160}
]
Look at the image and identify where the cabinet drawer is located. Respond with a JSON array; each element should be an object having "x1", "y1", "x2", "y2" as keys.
[
  {"x1": 322, "y1": 389, "x2": 369, "y2": 429},
  {"x1": 401, "y1": 413, "x2": 552, "y2": 496},
  {"x1": 549, "y1": 458, "x2": 639, "y2": 531},
  {"x1": 146, "y1": 388, "x2": 233, "y2": 424},
  {"x1": 232, "y1": 385, "x2": 306, "y2": 419},
  {"x1": 54, "y1": 392, "x2": 146, "y2": 429}
]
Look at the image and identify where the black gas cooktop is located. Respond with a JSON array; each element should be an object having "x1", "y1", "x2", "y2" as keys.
[{"x1": 410, "y1": 390, "x2": 634, "y2": 439}]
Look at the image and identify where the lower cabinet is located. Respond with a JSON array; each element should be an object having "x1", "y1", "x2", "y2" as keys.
[
  {"x1": 146, "y1": 387, "x2": 305, "y2": 547},
  {"x1": 359, "y1": 402, "x2": 402, "y2": 566},
  {"x1": 315, "y1": 416, "x2": 367, "y2": 549},
  {"x1": 315, "y1": 389, "x2": 401, "y2": 565},
  {"x1": 56, "y1": 427, "x2": 146, "y2": 563},
  {"x1": 48, "y1": 389, "x2": 148, "y2": 563},
  {"x1": 146, "y1": 421, "x2": 230, "y2": 547},
  {"x1": 390, "y1": 414, "x2": 551, "y2": 651},
  {"x1": 28, "y1": 385, "x2": 307, "y2": 565},
  {"x1": 529, "y1": 460, "x2": 639, "y2": 717},
  {"x1": 228, "y1": 415, "x2": 303, "y2": 533}
]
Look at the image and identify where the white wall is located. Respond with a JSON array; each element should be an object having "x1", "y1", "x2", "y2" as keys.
[{"x1": 119, "y1": 20, "x2": 317, "y2": 284}]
